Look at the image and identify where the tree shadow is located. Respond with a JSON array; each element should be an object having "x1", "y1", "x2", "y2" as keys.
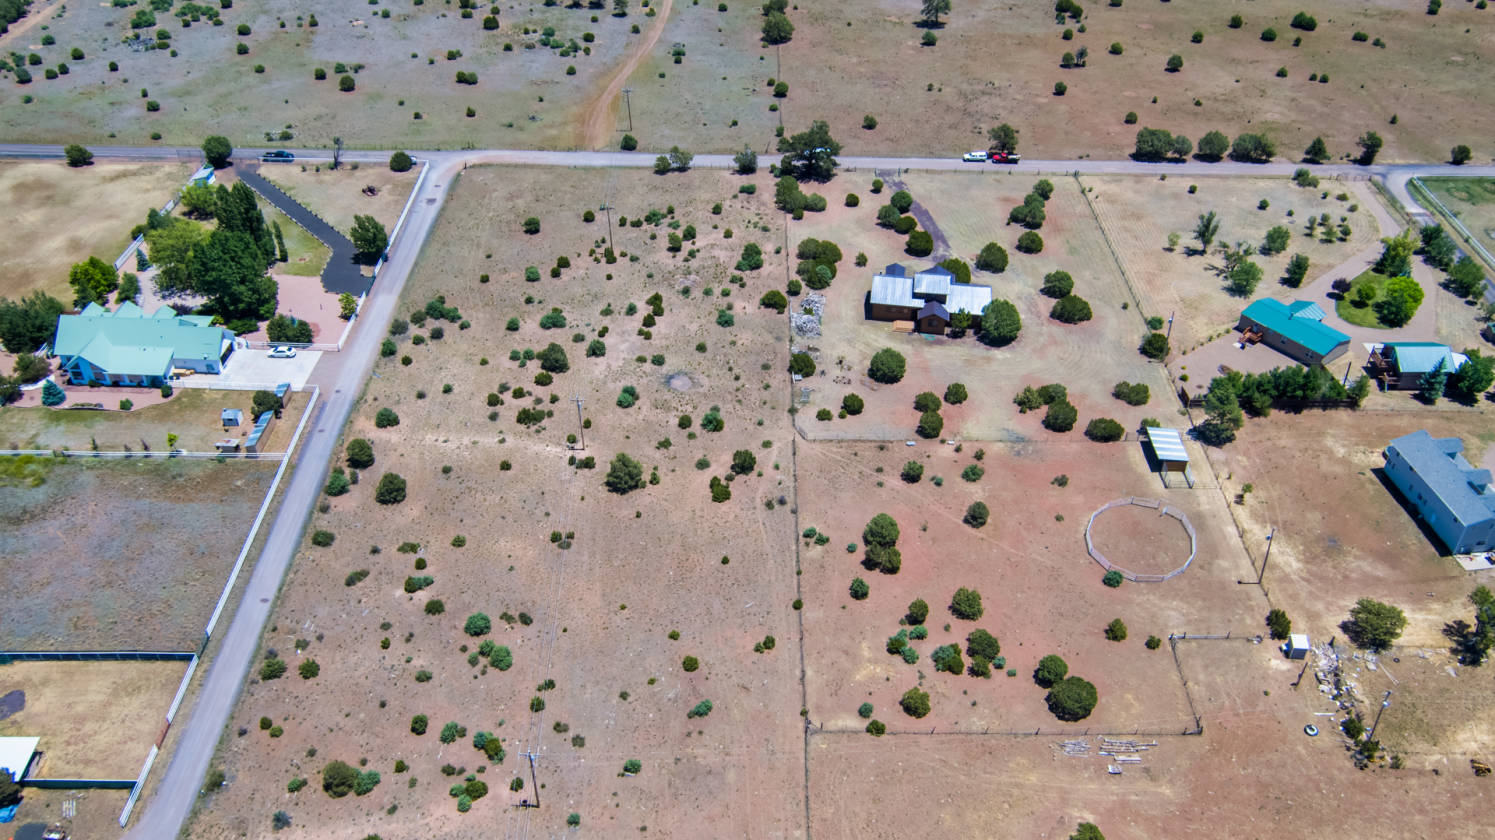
[{"x1": 1443, "y1": 620, "x2": 1487, "y2": 665}]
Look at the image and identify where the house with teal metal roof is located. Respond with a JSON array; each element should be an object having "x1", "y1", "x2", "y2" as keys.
[
  {"x1": 52, "y1": 302, "x2": 235, "y2": 387},
  {"x1": 1237, "y1": 299, "x2": 1351, "y2": 366},
  {"x1": 1367, "y1": 342, "x2": 1467, "y2": 390}
]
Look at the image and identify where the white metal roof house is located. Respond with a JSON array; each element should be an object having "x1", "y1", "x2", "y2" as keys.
[{"x1": 867, "y1": 264, "x2": 993, "y2": 335}]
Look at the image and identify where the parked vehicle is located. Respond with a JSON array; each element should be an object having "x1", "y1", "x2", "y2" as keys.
[
  {"x1": 261, "y1": 150, "x2": 295, "y2": 162},
  {"x1": 989, "y1": 151, "x2": 1022, "y2": 164},
  {"x1": 269, "y1": 346, "x2": 297, "y2": 358},
  {"x1": 962, "y1": 151, "x2": 988, "y2": 162}
]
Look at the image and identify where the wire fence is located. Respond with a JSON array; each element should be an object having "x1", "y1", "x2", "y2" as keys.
[
  {"x1": 1410, "y1": 177, "x2": 1495, "y2": 274},
  {"x1": 0, "y1": 650, "x2": 194, "y2": 662},
  {"x1": 0, "y1": 449, "x2": 286, "y2": 460},
  {"x1": 1084, "y1": 497, "x2": 1197, "y2": 582}
]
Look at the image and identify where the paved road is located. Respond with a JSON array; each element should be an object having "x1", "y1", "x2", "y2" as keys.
[
  {"x1": 236, "y1": 164, "x2": 366, "y2": 296},
  {"x1": 120, "y1": 155, "x2": 463, "y2": 840},
  {"x1": 5, "y1": 140, "x2": 1468, "y2": 839}
]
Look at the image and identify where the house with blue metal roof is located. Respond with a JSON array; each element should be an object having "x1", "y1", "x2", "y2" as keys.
[
  {"x1": 1368, "y1": 342, "x2": 1468, "y2": 390},
  {"x1": 1383, "y1": 430, "x2": 1495, "y2": 554},
  {"x1": 868, "y1": 263, "x2": 993, "y2": 335},
  {"x1": 1237, "y1": 299, "x2": 1351, "y2": 366},
  {"x1": 52, "y1": 302, "x2": 235, "y2": 387}
]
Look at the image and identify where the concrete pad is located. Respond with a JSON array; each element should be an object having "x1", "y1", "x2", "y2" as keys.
[{"x1": 179, "y1": 348, "x2": 321, "y2": 390}]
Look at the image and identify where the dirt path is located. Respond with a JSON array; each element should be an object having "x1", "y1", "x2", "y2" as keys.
[
  {"x1": 881, "y1": 173, "x2": 952, "y2": 260},
  {"x1": 578, "y1": 0, "x2": 673, "y2": 150}
]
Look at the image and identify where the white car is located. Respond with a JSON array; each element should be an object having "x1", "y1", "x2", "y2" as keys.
[
  {"x1": 269, "y1": 346, "x2": 297, "y2": 359},
  {"x1": 962, "y1": 151, "x2": 988, "y2": 162}
]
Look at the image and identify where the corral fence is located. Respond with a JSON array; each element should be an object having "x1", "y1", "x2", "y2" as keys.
[
  {"x1": 1410, "y1": 177, "x2": 1495, "y2": 275},
  {"x1": 0, "y1": 650, "x2": 194, "y2": 662},
  {"x1": 1084, "y1": 497, "x2": 1197, "y2": 582}
]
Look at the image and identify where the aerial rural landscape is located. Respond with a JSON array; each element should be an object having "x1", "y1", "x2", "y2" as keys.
[{"x1": 1, "y1": 2, "x2": 1495, "y2": 839}]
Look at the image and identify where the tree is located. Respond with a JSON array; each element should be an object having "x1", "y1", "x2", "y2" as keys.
[
  {"x1": 266, "y1": 314, "x2": 312, "y2": 343},
  {"x1": 1165, "y1": 53, "x2": 1183, "y2": 72},
  {"x1": 389, "y1": 150, "x2": 413, "y2": 172},
  {"x1": 1357, "y1": 131, "x2": 1383, "y2": 165},
  {"x1": 350, "y1": 215, "x2": 388, "y2": 262},
  {"x1": 901, "y1": 461, "x2": 924, "y2": 483},
  {"x1": 346, "y1": 438, "x2": 374, "y2": 469},
  {"x1": 1105, "y1": 618, "x2": 1128, "y2": 641},
  {"x1": 1304, "y1": 136, "x2": 1329, "y2": 164},
  {"x1": 1197, "y1": 130, "x2": 1229, "y2": 161},
  {"x1": 668, "y1": 146, "x2": 694, "y2": 171},
  {"x1": 863, "y1": 513, "x2": 900, "y2": 548},
  {"x1": 963, "y1": 501, "x2": 989, "y2": 528},
  {"x1": 1421, "y1": 224, "x2": 1457, "y2": 271},
  {"x1": 145, "y1": 222, "x2": 205, "y2": 297},
  {"x1": 0, "y1": 292, "x2": 65, "y2": 354},
  {"x1": 1046, "y1": 676, "x2": 1099, "y2": 721},
  {"x1": 1446, "y1": 349, "x2": 1495, "y2": 403},
  {"x1": 762, "y1": 10, "x2": 794, "y2": 44},
  {"x1": 1139, "y1": 332, "x2": 1169, "y2": 360},
  {"x1": 950, "y1": 587, "x2": 983, "y2": 620},
  {"x1": 1262, "y1": 225, "x2": 1291, "y2": 255},
  {"x1": 465, "y1": 613, "x2": 492, "y2": 636},
  {"x1": 905, "y1": 230, "x2": 934, "y2": 257},
  {"x1": 1043, "y1": 399, "x2": 1077, "y2": 432},
  {"x1": 979, "y1": 299, "x2": 1022, "y2": 346},
  {"x1": 932, "y1": 643, "x2": 964, "y2": 674},
  {"x1": 322, "y1": 760, "x2": 359, "y2": 798},
  {"x1": 733, "y1": 145, "x2": 758, "y2": 174},
  {"x1": 1070, "y1": 823, "x2": 1106, "y2": 840},
  {"x1": 1050, "y1": 295, "x2": 1092, "y2": 323},
  {"x1": 760, "y1": 289, "x2": 788, "y2": 312},
  {"x1": 538, "y1": 342, "x2": 569, "y2": 373},
  {"x1": 202, "y1": 135, "x2": 233, "y2": 168},
  {"x1": 1375, "y1": 276, "x2": 1424, "y2": 327},
  {"x1": 1226, "y1": 259, "x2": 1263, "y2": 297},
  {"x1": 1132, "y1": 127, "x2": 1173, "y2": 162},
  {"x1": 375, "y1": 408, "x2": 399, "y2": 428},
  {"x1": 605, "y1": 453, "x2": 646, "y2": 494},
  {"x1": 1418, "y1": 358, "x2": 1448, "y2": 405},
  {"x1": 1344, "y1": 598, "x2": 1407, "y2": 650},
  {"x1": 914, "y1": 391, "x2": 942, "y2": 412},
  {"x1": 868, "y1": 348, "x2": 906, "y2": 383},
  {"x1": 920, "y1": 0, "x2": 951, "y2": 26},
  {"x1": 789, "y1": 352, "x2": 816, "y2": 377},
  {"x1": 64, "y1": 144, "x2": 93, "y2": 167},
  {"x1": 731, "y1": 449, "x2": 757, "y2": 475},
  {"x1": 375, "y1": 472, "x2": 407, "y2": 504},
  {"x1": 1230, "y1": 133, "x2": 1275, "y2": 163},
  {"x1": 976, "y1": 242, "x2": 1008, "y2": 273},
  {"x1": 900, "y1": 687, "x2": 931, "y2": 718},
  {"x1": 1266, "y1": 608, "x2": 1292, "y2": 640},
  {"x1": 1447, "y1": 256, "x2": 1486, "y2": 299},
  {"x1": 944, "y1": 382, "x2": 968, "y2": 404},
  {"x1": 68, "y1": 256, "x2": 118, "y2": 307},
  {"x1": 0, "y1": 765, "x2": 21, "y2": 809},
  {"x1": 620, "y1": 134, "x2": 638, "y2": 151},
  {"x1": 776, "y1": 120, "x2": 841, "y2": 181},
  {"x1": 191, "y1": 230, "x2": 276, "y2": 321},
  {"x1": 40, "y1": 379, "x2": 64, "y2": 406},
  {"x1": 1194, "y1": 210, "x2": 1220, "y2": 252},
  {"x1": 1452, "y1": 144, "x2": 1472, "y2": 165},
  {"x1": 1085, "y1": 418, "x2": 1124, "y2": 441},
  {"x1": 987, "y1": 123, "x2": 1019, "y2": 153},
  {"x1": 916, "y1": 409, "x2": 944, "y2": 438},
  {"x1": 1034, "y1": 654, "x2": 1068, "y2": 687},
  {"x1": 1375, "y1": 231, "x2": 1417, "y2": 277},
  {"x1": 522, "y1": 217, "x2": 541, "y2": 235},
  {"x1": 1016, "y1": 231, "x2": 1044, "y2": 253},
  {"x1": 849, "y1": 577, "x2": 870, "y2": 600},
  {"x1": 252, "y1": 390, "x2": 282, "y2": 419},
  {"x1": 1284, "y1": 253, "x2": 1311, "y2": 287}
]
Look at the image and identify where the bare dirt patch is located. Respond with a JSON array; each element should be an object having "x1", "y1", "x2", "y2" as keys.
[
  {"x1": 259, "y1": 163, "x2": 417, "y2": 238},
  {"x1": 0, "y1": 458, "x2": 278, "y2": 650},
  {"x1": 0, "y1": 660, "x2": 187, "y2": 778},
  {"x1": 1087, "y1": 500, "x2": 1195, "y2": 579},
  {"x1": 1, "y1": 160, "x2": 194, "y2": 302}
]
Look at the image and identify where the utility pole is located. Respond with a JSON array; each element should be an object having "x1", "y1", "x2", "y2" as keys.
[
  {"x1": 1367, "y1": 690, "x2": 1392, "y2": 741},
  {"x1": 600, "y1": 201, "x2": 614, "y2": 252},
  {"x1": 621, "y1": 88, "x2": 634, "y2": 133},
  {"x1": 519, "y1": 751, "x2": 540, "y2": 808},
  {"x1": 1166, "y1": 309, "x2": 1175, "y2": 340},
  {"x1": 1256, "y1": 526, "x2": 1276, "y2": 585},
  {"x1": 571, "y1": 394, "x2": 585, "y2": 450}
]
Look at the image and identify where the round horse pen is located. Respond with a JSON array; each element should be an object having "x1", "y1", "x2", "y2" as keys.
[{"x1": 1084, "y1": 497, "x2": 1197, "y2": 582}]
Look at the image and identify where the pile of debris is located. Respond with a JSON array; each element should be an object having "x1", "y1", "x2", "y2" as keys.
[{"x1": 791, "y1": 293, "x2": 825, "y2": 339}]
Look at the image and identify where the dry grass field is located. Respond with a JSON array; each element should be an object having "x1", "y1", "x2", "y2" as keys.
[
  {"x1": 1420, "y1": 176, "x2": 1495, "y2": 261},
  {"x1": 0, "y1": 457, "x2": 278, "y2": 650},
  {"x1": 258, "y1": 163, "x2": 418, "y2": 238},
  {"x1": 0, "y1": 660, "x2": 186, "y2": 778},
  {"x1": 3, "y1": 1, "x2": 1488, "y2": 161},
  {"x1": 0, "y1": 160, "x2": 194, "y2": 302}
]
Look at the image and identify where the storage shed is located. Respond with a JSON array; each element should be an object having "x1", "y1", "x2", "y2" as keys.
[
  {"x1": 1284, "y1": 634, "x2": 1311, "y2": 660},
  {"x1": 221, "y1": 408, "x2": 243, "y2": 427},
  {"x1": 1145, "y1": 426, "x2": 1194, "y2": 488}
]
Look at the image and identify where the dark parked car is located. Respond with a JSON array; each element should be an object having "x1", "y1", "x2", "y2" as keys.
[{"x1": 261, "y1": 150, "x2": 295, "y2": 162}]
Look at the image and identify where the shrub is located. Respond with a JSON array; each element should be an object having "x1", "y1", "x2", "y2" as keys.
[
  {"x1": 901, "y1": 461, "x2": 924, "y2": 483},
  {"x1": 1046, "y1": 676, "x2": 1099, "y2": 721},
  {"x1": 1102, "y1": 570, "x2": 1123, "y2": 588},
  {"x1": 760, "y1": 289, "x2": 788, "y2": 312},
  {"x1": 375, "y1": 472, "x2": 407, "y2": 504},
  {"x1": 389, "y1": 151, "x2": 413, "y2": 172},
  {"x1": 375, "y1": 408, "x2": 399, "y2": 428},
  {"x1": 950, "y1": 587, "x2": 984, "y2": 620},
  {"x1": 1050, "y1": 295, "x2": 1092, "y2": 324},
  {"x1": 868, "y1": 348, "x2": 906, "y2": 383},
  {"x1": 966, "y1": 629, "x2": 1001, "y2": 663},
  {"x1": 1344, "y1": 598, "x2": 1406, "y2": 650},
  {"x1": 900, "y1": 687, "x2": 931, "y2": 718},
  {"x1": 1112, "y1": 381, "x2": 1149, "y2": 405},
  {"x1": 916, "y1": 410, "x2": 944, "y2": 439},
  {"x1": 913, "y1": 391, "x2": 942, "y2": 412},
  {"x1": 849, "y1": 577, "x2": 870, "y2": 600},
  {"x1": 687, "y1": 700, "x2": 713, "y2": 719},
  {"x1": 963, "y1": 501, "x2": 989, "y2": 528},
  {"x1": 1085, "y1": 418, "x2": 1124, "y2": 442},
  {"x1": 311, "y1": 530, "x2": 335, "y2": 547},
  {"x1": 1042, "y1": 400, "x2": 1078, "y2": 433},
  {"x1": 960, "y1": 464, "x2": 984, "y2": 482},
  {"x1": 1267, "y1": 608, "x2": 1292, "y2": 640},
  {"x1": 979, "y1": 299, "x2": 1022, "y2": 346},
  {"x1": 260, "y1": 658, "x2": 287, "y2": 680},
  {"x1": 1146, "y1": 635, "x2": 1163, "y2": 650},
  {"x1": 322, "y1": 760, "x2": 359, "y2": 798},
  {"x1": 1040, "y1": 270, "x2": 1074, "y2": 299},
  {"x1": 975, "y1": 242, "x2": 1008, "y2": 273},
  {"x1": 932, "y1": 644, "x2": 964, "y2": 674},
  {"x1": 1105, "y1": 618, "x2": 1128, "y2": 641},
  {"x1": 464, "y1": 613, "x2": 492, "y2": 636},
  {"x1": 1139, "y1": 332, "x2": 1170, "y2": 359},
  {"x1": 425, "y1": 599, "x2": 445, "y2": 615},
  {"x1": 842, "y1": 393, "x2": 864, "y2": 415},
  {"x1": 1034, "y1": 654, "x2": 1068, "y2": 687},
  {"x1": 299, "y1": 659, "x2": 320, "y2": 679}
]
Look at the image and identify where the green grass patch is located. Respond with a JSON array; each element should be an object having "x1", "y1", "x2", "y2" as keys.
[
  {"x1": 0, "y1": 454, "x2": 55, "y2": 488},
  {"x1": 1336, "y1": 269, "x2": 1395, "y2": 328},
  {"x1": 264, "y1": 206, "x2": 330, "y2": 277}
]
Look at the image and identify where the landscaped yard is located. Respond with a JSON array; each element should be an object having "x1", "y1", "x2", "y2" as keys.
[
  {"x1": 264, "y1": 205, "x2": 330, "y2": 278},
  {"x1": 1337, "y1": 269, "x2": 1394, "y2": 328}
]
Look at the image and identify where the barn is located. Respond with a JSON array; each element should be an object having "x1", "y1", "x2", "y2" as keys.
[{"x1": 868, "y1": 264, "x2": 993, "y2": 335}]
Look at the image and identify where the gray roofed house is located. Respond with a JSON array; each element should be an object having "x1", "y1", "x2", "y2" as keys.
[
  {"x1": 868, "y1": 264, "x2": 993, "y2": 335},
  {"x1": 1383, "y1": 430, "x2": 1495, "y2": 554}
]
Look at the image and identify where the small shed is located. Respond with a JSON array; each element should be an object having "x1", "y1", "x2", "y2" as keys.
[
  {"x1": 1145, "y1": 427, "x2": 1194, "y2": 488},
  {"x1": 0, "y1": 735, "x2": 41, "y2": 783},
  {"x1": 221, "y1": 408, "x2": 244, "y2": 427},
  {"x1": 214, "y1": 439, "x2": 242, "y2": 453},
  {"x1": 1285, "y1": 633, "x2": 1311, "y2": 660},
  {"x1": 275, "y1": 382, "x2": 293, "y2": 411},
  {"x1": 244, "y1": 411, "x2": 275, "y2": 455}
]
